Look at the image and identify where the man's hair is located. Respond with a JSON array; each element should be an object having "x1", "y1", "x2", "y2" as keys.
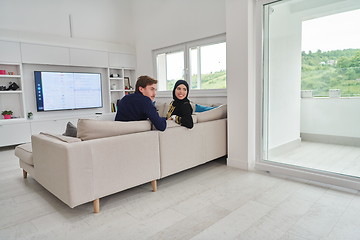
[{"x1": 135, "y1": 75, "x2": 158, "y2": 92}]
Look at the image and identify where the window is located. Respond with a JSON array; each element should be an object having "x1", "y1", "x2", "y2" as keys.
[
  {"x1": 153, "y1": 34, "x2": 226, "y2": 91},
  {"x1": 190, "y1": 42, "x2": 226, "y2": 89},
  {"x1": 156, "y1": 51, "x2": 184, "y2": 91}
]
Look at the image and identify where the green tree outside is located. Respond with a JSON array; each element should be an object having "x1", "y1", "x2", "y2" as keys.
[{"x1": 302, "y1": 49, "x2": 360, "y2": 97}]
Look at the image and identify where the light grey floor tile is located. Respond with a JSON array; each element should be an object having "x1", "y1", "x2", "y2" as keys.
[
  {"x1": 336, "y1": 194, "x2": 360, "y2": 234},
  {"x1": 108, "y1": 208, "x2": 186, "y2": 240},
  {"x1": 191, "y1": 201, "x2": 272, "y2": 240},
  {"x1": 287, "y1": 201, "x2": 347, "y2": 240},
  {"x1": 253, "y1": 179, "x2": 304, "y2": 208},
  {"x1": 150, "y1": 204, "x2": 230, "y2": 240},
  {"x1": 238, "y1": 196, "x2": 314, "y2": 240},
  {"x1": 327, "y1": 226, "x2": 360, "y2": 240},
  {"x1": 0, "y1": 221, "x2": 37, "y2": 240},
  {"x1": 18, "y1": 217, "x2": 92, "y2": 240},
  {"x1": 290, "y1": 183, "x2": 327, "y2": 203},
  {"x1": 279, "y1": 233, "x2": 307, "y2": 240}
]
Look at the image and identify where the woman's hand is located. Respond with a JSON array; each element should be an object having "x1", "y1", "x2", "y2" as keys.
[{"x1": 167, "y1": 115, "x2": 177, "y2": 121}]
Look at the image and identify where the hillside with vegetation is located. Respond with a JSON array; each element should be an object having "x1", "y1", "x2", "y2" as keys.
[
  {"x1": 302, "y1": 49, "x2": 360, "y2": 97},
  {"x1": 166, "y1": 70, "x2": 226, "y2": 90}
]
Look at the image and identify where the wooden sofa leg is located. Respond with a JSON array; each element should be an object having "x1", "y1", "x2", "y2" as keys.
[
  {"x1": 94, "y1": 199, "x2": 99, "y2": 213},
  {"x1": 151, "y1": 180, "x2": 157, "y2": 192},
  {"x1": 23, "y1": 169, "x2": 27, "y2": 179}
]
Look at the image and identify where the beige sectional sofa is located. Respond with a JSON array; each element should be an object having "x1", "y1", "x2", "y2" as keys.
[{"x1": 15, "y1": 103, "x2": 227, "y2": 213}]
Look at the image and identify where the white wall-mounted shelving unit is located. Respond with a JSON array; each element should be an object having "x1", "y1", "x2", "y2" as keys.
[
  {"x1": 0, "y1": 39, "x2": 136, "y2": 147},
  {"x1": 108, "y1": 68, "x2": 136, "y2": 112},
  {"x1": 0, "y1": 63, "x2": 26, "y2": 120}
]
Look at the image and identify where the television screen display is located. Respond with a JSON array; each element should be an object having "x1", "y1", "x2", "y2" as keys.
[{"x1": 34, "y1": 71, "x2": 103, "y2": 111}]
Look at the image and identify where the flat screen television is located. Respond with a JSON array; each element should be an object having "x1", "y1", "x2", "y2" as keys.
[{"x1": 34, "y1": 71, "x2": 103, "y2": 112}]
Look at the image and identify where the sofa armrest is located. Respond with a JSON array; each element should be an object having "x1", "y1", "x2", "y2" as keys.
[{"x1": 31, "y1": 134, "x2": 94, "y2": 208}]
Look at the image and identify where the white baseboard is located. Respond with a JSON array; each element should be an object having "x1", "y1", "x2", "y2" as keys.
[
  {"x1": 301, "y1": 133, "x2": 360, "y2": 147},
  {"x1": 268, "y1": 138, "x2": 302, "y2": 158},
  {"x1": 227, "y1": 157, "x2": 255, "y2": 170}
]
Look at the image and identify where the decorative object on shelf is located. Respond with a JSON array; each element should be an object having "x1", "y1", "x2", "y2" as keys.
[
  {"x1": 0, "y1": 70, "x2": 5, "y2": 75},
  {"x1": 0, "y1": 86, "x2": 6, "y2": 91},
  {"x1": 8, "y1": 72, "x2": 14, "y2": 75},
  {"x1": 110, "y1": 73, "x2": 120, "y2": 78},
  {"x1": 111, "y1": 83, "x2": 116, "y2": 90},
  {"x1": 27, "y1": 112, "x2": 33, "y2": 119},
  {"x1": 2, "y1": 110, "x2": 13, "y2": 119},
  {"x1": 124, "y1": 77, "x2": 132, "y2": 89},
  {"x1": 7, "y1": 82, "x2": 20, "y2": 91}
]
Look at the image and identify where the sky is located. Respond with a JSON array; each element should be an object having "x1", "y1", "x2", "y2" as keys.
[{"x1": 302, "y1": 8, "x2": 360, "y2": 53}]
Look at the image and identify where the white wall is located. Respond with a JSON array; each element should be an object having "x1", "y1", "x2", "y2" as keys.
[
  {"x1": 267, "y1": 3, "x2": 302, "y2": 149},
  {"x1": 131, "y1": 0, "x2": 226, "y2": 77},
  {"x1": 0, "y1": 0, "x2": 135, "y2": 53},
  {"x1": 301, "y1": 98, "x2": 360, "y2": 138}
]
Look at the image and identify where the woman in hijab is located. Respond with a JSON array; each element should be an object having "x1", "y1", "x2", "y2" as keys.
[{"x1": 166, "y1": 80, "x2": 194, "y2": 129}]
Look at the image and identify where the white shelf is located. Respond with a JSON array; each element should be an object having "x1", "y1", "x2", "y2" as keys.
[
  {"x1": 0, "y1": 90, "x2": 23, "y2": 94},
  {"x1": 0, "y1": 75, "x2": 21, "y2": 78},
  {"x1": 110, "y1": 90, "x2": 124, "y2": 92},
  {"x1": 0, "y1": 118, "x2": 27, "y2": 125}
]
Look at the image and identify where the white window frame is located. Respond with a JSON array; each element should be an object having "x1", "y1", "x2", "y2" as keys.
[{"x1": 153, "y1": 34, "x2": 227, "y2": 98}]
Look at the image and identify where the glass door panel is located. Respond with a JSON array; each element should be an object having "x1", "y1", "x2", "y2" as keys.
[{"x1": 262, "y1": 0, "x2": 360, "y2": 179}]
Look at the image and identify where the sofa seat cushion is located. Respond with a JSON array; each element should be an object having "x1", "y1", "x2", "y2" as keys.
[
  {"x1": 195, "y1": 105, "x2": 227, "y2": 123},
  {"x1": 15, "y1": 143, "x2": 33, "y2": 165},
  {"x1": 77, "y1": 119, "x2": 152, "y2": 141}
]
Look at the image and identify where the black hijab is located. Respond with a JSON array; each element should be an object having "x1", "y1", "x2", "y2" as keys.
[{"x1": 172, "y1": 80, "x2": 190, "y2": 107}]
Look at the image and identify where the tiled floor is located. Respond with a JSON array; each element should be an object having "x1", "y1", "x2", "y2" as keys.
[
  {"x1": 1, "y1": 145, "x2": 360, "y2": 239},
  {"x1": 270, "y1": 141, "x2": 360, "y2": 178}
]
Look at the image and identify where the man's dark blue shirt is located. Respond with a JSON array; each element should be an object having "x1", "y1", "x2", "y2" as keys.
[{"x1": 114, "y1": 92, "x2": 166, "y2": 131}]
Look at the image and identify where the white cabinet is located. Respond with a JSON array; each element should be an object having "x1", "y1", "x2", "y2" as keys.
[
  {"x1": 21, "y1": 43, "x2": 70, "y2": 65},
  {"x1": 0, "y1": 63, "x2": 26, "y2": 119},
  {"x1": 30, "y1": 114, "x2": 115, "y2": 135},
  {"x1": 0, "y1": 121, "x2": 31, "y2": 147},
  {"x1": 0, "y1": 41, "x2": 21, "y2": 63},
  {"x1": 30, "y1": 118, "x2": 78, "y2": 135},
  {"x1": 70, "y1": 48, "x2": 109, "y2": 67},
  {"x1": 109, "y1": 53, "x2": 136, "y2": 68},
  {"x1": 108, "y1": 68, "x2": 136, "y2": 112}
]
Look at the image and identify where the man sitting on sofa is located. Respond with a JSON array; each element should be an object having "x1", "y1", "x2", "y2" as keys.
[{"x1": 115, "y1": 75, "x2": 167, "y2": 131}]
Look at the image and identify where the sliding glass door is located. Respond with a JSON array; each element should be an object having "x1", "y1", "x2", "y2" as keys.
[{"x1": 258, "y1": 0, "x2": 360, "y2": 188}]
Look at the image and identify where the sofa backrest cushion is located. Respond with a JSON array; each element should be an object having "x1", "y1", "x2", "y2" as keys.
[
  {"x1": 195, "y1": 105, "x2": 227, "y2": 123},
  {"x1": 155, "y1": 102, "x2": 166, "y2": 117},
  {"x1": 77, "y1": 119, "x2": 152, "y2": 141}
]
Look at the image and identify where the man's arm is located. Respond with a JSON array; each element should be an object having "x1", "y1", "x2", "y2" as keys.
[{"x1": 145, "y1": 101, "x2": 167, "y2": 131}]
